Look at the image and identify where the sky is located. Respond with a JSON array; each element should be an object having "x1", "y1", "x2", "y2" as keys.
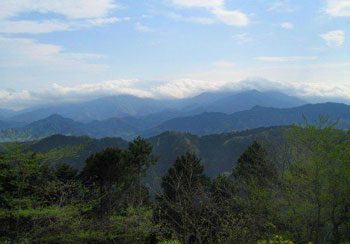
[{"x1": 0, "y1": 0, "x2": 350, "y2": 109}]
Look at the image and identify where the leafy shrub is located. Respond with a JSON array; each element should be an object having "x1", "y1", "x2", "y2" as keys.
[
  {"x1": 158, "y1": 240, "x2": 181, "y2": 244},
  {"x1": 257, "y1": 235, "x2": 295, "y2": 244}
]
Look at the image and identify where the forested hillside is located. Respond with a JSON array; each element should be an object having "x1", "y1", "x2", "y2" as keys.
[
  {"x1": 1, "y1": 123, "x2": 350, "y2": 243},
  {"x1": 15, "y1": 126, "x2": 285, "y2": 179}
]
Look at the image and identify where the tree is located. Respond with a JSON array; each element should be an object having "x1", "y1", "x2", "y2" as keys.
[
  {"x1": 81, "y1": 147, "x2": 128, "y2": 215},
  {"x1": 283, "y1": 123, "x2": 350, "y2": 244},
  {"x1": 209, "y1": 174, "x2": 250, "y2": 244},
  {"x1": 158, "y1": 152, "x2": 210, "y2": 244},
  {"x1": 0, "y1": 143, "x2": 159, "y2": 244},
  {"x1": 231, "y1": 141, "x2": 279, "y2": 243},
  {"x1": 233, "y1": 141, "x2": 277, "y2": 187},
  {"x1": 126, "y1": 136, "x2": 157, "y2": 207},
  {"x1": 54, "y1": 163, "x2": 78, "y2": 183},
  {"x1": 0, "y1": 145, "x2": 83, "y2": 243}
]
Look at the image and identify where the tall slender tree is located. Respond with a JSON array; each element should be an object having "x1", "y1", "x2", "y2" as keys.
[
  {"x1": 126, "y1": 136, "x2": 157, "y2": 207},
  {"x1": 158, "y1": 152, "x2": 210, "y2": 244}
]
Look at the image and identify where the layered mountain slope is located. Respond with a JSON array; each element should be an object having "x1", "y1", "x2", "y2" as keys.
[
  {"x1": 147, "y1": 103, "x2": 350, "y2": 136},
  {"x1": 24, "y1": 127, "x2": 286, "y2": 179},
  {"x1": 7, "y1": 90, "x2": 307, "y2": 123},
  {"x1": 9, "y1": 95, "x2": 172, "y2": 123},
  {"x1": 1, "y1": 102, "x2": 349, "y2": 141},
  {"x1": 185, "y1": 90, "x2": 306, "y2": 114}
]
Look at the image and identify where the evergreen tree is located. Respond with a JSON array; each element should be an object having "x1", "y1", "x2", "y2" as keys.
[
  {"x1": 158, "y1": 152, "x2": 210, "y2": 244},
  {"x1": 126, "y1": 136, "x2": 157, "y2": 207},
  {"x1": 233, "y1": 140, "x2": 277, "y2": 186},
  {"x1": 232, "y1": 141, "x2": 278, "y2": 242},
  {"x1": 54, "y1": 163, "x2": 78, "y2": 183},
  {"x1": 81, "y1": 147, "x2": 127, "y2": 215}
]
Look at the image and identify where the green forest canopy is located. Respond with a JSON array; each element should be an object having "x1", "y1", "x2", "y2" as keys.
[{"x1": 1, "y1": 124, "x2": 350, "y2": 244}]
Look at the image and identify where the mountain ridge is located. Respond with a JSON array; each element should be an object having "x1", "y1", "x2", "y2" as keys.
[
  {"x1": 22, "y1": 126, "x2": 286, "y2": 179},
  {"x1": 1, "y1": 102, "x2": 349, "y2": 141},
  {"x1": 4, "y1": 90, "x2": 307, "y2": 123},
  {"x1": 144, "y1": 102, "x2": 350, "y2": 136}
]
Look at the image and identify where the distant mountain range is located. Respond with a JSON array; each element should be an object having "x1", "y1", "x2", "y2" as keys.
[
  {"x1": 1, "y1": 101, "x2": 350, "y2": 142},
  {"x1": 0, "y1": 109, "x2": 17, "y2": 120},
  {"x1": 20, "y1": 126, "x2": 285, "y2": 181},
  {"x1": 145, "y1": 102, "x2": 350, "y2": 136},
  {"x1": 2, "y1": 90, "x2": 306, "y2": 123},
  {"x1": 0, "y1": 89, "x2": 348, "y2": 191},
  {"x1": 180, "y1": 90, "x2": 306, "y2": 114}
]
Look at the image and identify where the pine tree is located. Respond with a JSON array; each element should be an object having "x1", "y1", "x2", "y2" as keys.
[
  {"x1": 233, "y1": 141, "x2": 277, "y2": 187},
  {"x1": 158, "y1": 152, "x2": 210, "y2": 244},
  {"x1": 81, "y1": 147, "x2": 127, "y2": 215},
  {"x1": 126, "y1": 136, "x2": 157, "y2": 207},
  {"x1": 232, "y1": 141, "x2": 278, "y2": 242}
]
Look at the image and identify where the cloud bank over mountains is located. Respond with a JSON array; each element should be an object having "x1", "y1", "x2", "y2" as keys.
[{"x1": 2, "y1": 78, "x2": 350, "y2": 110}]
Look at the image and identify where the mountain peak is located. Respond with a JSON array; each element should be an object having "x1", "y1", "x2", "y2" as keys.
[
  {"x1": 42, "y1": 114, "x2": 71, "y2": 122},
  {"x1": 250, "y1": 105, "x2": 265, "y2": 110},
  {"x1": 46, "y1": 113, "x2": 64, "y2": 118}
]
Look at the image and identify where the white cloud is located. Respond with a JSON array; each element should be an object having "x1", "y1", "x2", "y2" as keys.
[
  {"x1": 0, "y1": 20, "x2": 70, "y2": 34},
  {"x1": 171, "y1": 0, "x2": 223, "y2": 9},
  {"x1": 3, "y1": 63, "x2": 350, "y2": 109},
  {"x1": 170, "y1": 0, "x2": 249, "y2": 27},
  {"x1": 255, "y1": 56, "x2": 317, "y2": 62},
  {"x1": 0, "y1": 17, "x2": 129, "y2": 34},
  {"x1": 0, "y1": 79, "x2": 153, "y2": 109},
  {"x1": 321, "y1": 30, "x2": 345, "y2": 47},
  {"x1": 280, "y1": 22, "x2": 294, "y2": 29},
  {"x1": 135, "y1": 22, "x2": 155, "y2": 33},
  {"x1": 181, "y1": 62, "x2": 350, "y2": 97},
  {"x1": 212, "y1": 8, "x2": 249, "y2": 26},
  {"x1": 268, "y1": 0, "x2": 295, "y2": 12},
  {"x1": 233, "y1": 33, "x2": 253, "y2": 43},
  {"x1": 0, "y1": 0, "x2": 118, "y2": 19},
  {"x1": 89, "y1": 17, "x2": 128, "y2": 26},
  {"x1": 325, "y1": 0, "x2": 350, "y2": 17},
  {"x1": 229, "y1": 79, "x2": 350, "y2": 100},
  {"x1": 0, "y1": 36, "x2": 107, "y2": 71},
  {"x1": 152, "y1": 78, "x2": 228, "y2": 98},
  {"x1": 169, "y1": 13, "x2": 216, "y2": 24},
  {"x1": 212, "y1": 61, "x2": 236, "y2": 68},
  {"x1": 186, "y1": 16, "x2": 216, "y2": 24},
  {"x1": 50, "y1": 80, "x2": 152, "y2": 99},
  {"x1": 0, "y1": 0, "x2": 125, "y2": 34}
]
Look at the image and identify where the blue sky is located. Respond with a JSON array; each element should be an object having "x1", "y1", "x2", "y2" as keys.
[{"x1": 0, "y1": 0, "x2": 350, "y2": 109}]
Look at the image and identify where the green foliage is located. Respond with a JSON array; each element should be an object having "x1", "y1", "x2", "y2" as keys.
[
  {"x1": 210, "y1": 142, "x2": 279, "y2": 244},
  {"x1": 0, "y1": 138, "x2": 157, "y2": 244},
  {"x1": 257, "y1": 235, "x2": 295, "y2": 244},
  {"x1": 125, "y1": 136, "x2": 157, "y2": 207},
  {"x1": 2, "y1": 124, "x2": 350, "y2": 244},
  {"x1": 158, "y1": 241, "x2": 181, "y2": 244},
  {"x1": 158, "y1": 152, "x2": 211, "y2": 244},
  {"x1": 161, "y1": 152, "x2": 209, "y2": 201},
  {"x1": 233, "y1": 140, "x2": 277, "y2": 186},
  {"x1": 280, "y1": 122, "x2": 350, "y2": 244}
]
